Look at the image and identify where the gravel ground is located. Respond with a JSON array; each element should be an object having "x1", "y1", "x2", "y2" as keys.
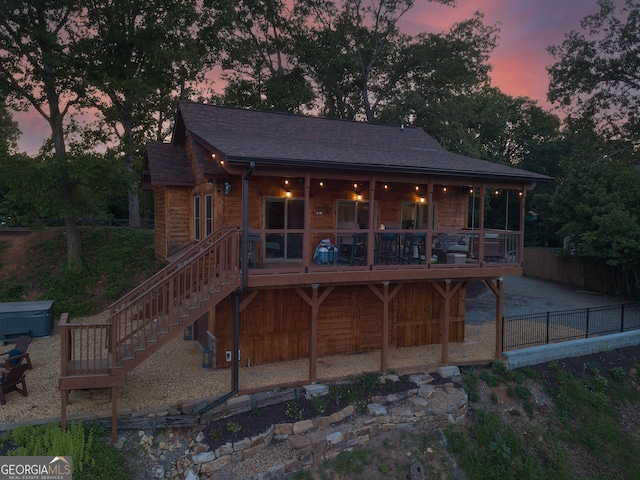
[{"x1": 0, "y1": 276, "x2": 625, "y2": 429}]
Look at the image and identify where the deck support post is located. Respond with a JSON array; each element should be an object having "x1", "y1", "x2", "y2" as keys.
[
  {"x1": 296, "y1": 285, "x2": 333, "y2": 383},
  {"x1": 433, "y1": 280, "x2": 465, "y2": 365},
  {"x1": 111, "y1": 386, "x2": 118, "y2": 443},
  {"x1": 310, "y1": 285, "x2": 318, "y2": 382},
  {"x1": 368, "y1": 282, "x2": 402, "y2": 373},
  {"x1": 60, "y1": 390, "x2": 68, "y2": 431},
  {"x1": 484, "y1": 277, "x2": 504, "y2": 359}
]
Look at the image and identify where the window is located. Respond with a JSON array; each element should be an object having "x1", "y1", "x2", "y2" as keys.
[
  {"x1": 337, "y1": 200, "x2": 369, "y2": 228},
  {"x1": 205, "y1": 194, "x2": 213, "y2": 236},
  {"x1": 194, "y1": 196, "x2": 201, "y2": 241},
  {"x1": 264, "y1": 197, "x2": 304, "y2": 261},
  {"x1": 401, "y1": 202, "x2": 437, "y2": 229}
]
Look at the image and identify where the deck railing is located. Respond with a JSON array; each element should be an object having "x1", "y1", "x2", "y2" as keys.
[{"x1": 60, "y1": 228, "x2": 241, "y2": 378}]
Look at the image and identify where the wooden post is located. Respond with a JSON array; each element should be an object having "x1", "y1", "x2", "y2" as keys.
[
  {"x1": 381, "y1": 281, "x2": 389, "y2": 372},
  {"x1": 295, "y1": 285, "x2": 333, "y2": 383},
  {"x1": 303, "y1": 173, "x2": 311, "y2": 271},
  {"x1": 433, "y1": 280, "x2": 464, "y2": 365},
  {"x1": 111, "y1": 386, "x2": 118, "y2": 444},
  {"x1": 61, "y1": 390, "x2": 67, "y2": 431},
  {"x1": 495, "y1": 278, "x2": 504, "y2": 358},
  {"x1": 484, "y1": 278, "x2": 504, "y2": 359},
  {"x1": 442, "y1": 280, "x2": 451, "y2": 364},
  {"x1": 368, "y1": 282, "x2": 403, "y2": 373},
  {"x1": 519, "y1": 188, "x2": 526, "y2": 264},
  {"x1": 310, "y1": 284, "x2": 318, "y2": 382}
]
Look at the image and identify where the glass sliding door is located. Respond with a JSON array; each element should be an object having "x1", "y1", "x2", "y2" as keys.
[{"x1": 264, "y1": 197, "x2": 304, "y2": 261}]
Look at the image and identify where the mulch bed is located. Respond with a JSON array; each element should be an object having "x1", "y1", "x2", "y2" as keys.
[{"x1": 199, "y1": 376, "x2": 421, "y2": 451}]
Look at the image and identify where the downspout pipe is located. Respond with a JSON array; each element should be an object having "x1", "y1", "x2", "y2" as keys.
[
  {"x1": 242, "y1": 162, "x2": 256, "y2": 290},
  {"x1": 196, "y1": 162, "x2": 254, "y2": 416}
]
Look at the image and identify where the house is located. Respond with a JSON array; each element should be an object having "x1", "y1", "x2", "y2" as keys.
[{"x1": 59, "y1": 101, "x2": 551, "y2": 438}]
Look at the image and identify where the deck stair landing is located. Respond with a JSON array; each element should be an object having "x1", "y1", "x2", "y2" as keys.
[{"x1": 59, "y1": 227, "x2": 241, "y2": 392}]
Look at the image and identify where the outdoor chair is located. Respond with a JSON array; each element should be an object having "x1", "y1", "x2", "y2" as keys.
[
  {"x1": 0, "y1": 335, "x2": 33, "y2": 370},
  {"x1": 0, "y1": 362, "x2": 29, "y2": 405}
]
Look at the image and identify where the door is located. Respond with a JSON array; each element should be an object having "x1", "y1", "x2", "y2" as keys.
[{"x1": 264, "y1": 197, "x2": 304, "y2": 261}]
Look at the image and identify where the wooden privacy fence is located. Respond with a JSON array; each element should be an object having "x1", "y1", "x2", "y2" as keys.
[
  {"x1": 502, "y1": 303, "x2": 640, "y2": 352},
  {"x1": 523, "y1": 247, "x2": 639, "y2": 298}
]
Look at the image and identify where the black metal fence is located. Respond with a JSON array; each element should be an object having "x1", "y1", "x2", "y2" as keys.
[{"x1": 502, "y1": 303, "x2": 640, "y2": 352}]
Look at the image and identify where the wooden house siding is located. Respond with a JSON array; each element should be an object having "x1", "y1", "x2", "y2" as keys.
[
  {"x1": 154, "y1": 186, "x2": 168, "y2": 259},
  {"x1": 168, "y1": 187, "x2": 191, "y2": 255},
  {"x1": 209, "y1": 282, "x2": 465, "y2": 367}
]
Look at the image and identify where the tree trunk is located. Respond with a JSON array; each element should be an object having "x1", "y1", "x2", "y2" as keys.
[
  {"x1": 123, "y1": 120, "x2": 141, "y2": 229},
  {"x1": 128, "y1": 185, "x2": 141, "y2": 229}
]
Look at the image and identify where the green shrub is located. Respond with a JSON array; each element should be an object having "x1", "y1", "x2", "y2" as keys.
[
  {"x1": 4, "y1": 423, "x2": 127, "y2": 479},
  {"x1": 285, "y1": 401, "x2": 304, "y2": 420},
  {"x1": 310, "y1": 395, "x2": 328, "y2": 415}
]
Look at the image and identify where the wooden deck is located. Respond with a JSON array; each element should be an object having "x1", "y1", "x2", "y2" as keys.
[{"x1": 58, "y1": 226, "x2": 516, "y2": 441}]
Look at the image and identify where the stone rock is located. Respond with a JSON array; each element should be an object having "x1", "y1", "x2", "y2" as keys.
[
  {"x1": 195, "y1": 431, "x2": 205, "y2": 443},
  {"x1": 293, "y1": 419, "x2": 314, "y2": 434},
  {"x1": 192, "y1": 451, "x2": 216, "y2": 464},
  {"x1": 409, "y1": 461, "x2": 425, "y2": 480},
  {"x1": 367, "y1": 403, "x2": 387, "y2": 416},
  {"x1": 326, "y1": 431, "x2": 343, "y2": 445},
  {"x1": 438, "y1": 365, "x2": 461, "y2": 379},
  {"x1": 304, "y1": 383, "x2": 329, "y2": 398},
  {"x1": 151, "y1": 464, "x2": 165, "y2": 479},
  {"x1": 409, "y1": 396, "x2": 429, "y2": 407},
  {"x1": 289, "y1": 435, "x2": 310, "y2": 450},
  {"x1": 418, "y1": 384, "x2": 435, "y2": 398},
  {"x1": 409, "y1": 373, "x2": 434, "y2": 385},
  {"x1": 184, "y1": 470, "x2": 199, "y2": 480}
]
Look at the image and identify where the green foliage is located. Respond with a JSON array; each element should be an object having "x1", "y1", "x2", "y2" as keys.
[
  {"x1": 225, "y1": 421, "x2": 242, "y2": 436},
  {"x1": 479, "y1": 370, "x2": 500, "y2": 388},
  {"x1": 310, "y1": 395, "x2": 328, "y2": 415},
  {"x1": 544, "y1": 362, "x2": 640, "y2": 478},
  {"x1": 328, "y1": 384, "x2": 345, "y2": 405},
  {"x1": 318, "y1": 449, "x2": 370, "y2": 478},
  {"x1": 461, "y1": 367, "x2": 480, "y2": 402},
  {"x1": 3, "y1": 227, "x2": 162, "y2": 316},
  {"x1": 3, "y1": 423, "x2": 126, "y2": 478},
  {"x1": 8, "y1": 423, "x2": 92, "y2": 471},
  {"x1": 447, "y1": 409, "x2": 550, "y2": 480},
  {"x1": 208, "y1": 427, "x2": 223, "y2": 441},
  {"x1": 285, "y1": 401, "x2": 304, "y2": 420}
]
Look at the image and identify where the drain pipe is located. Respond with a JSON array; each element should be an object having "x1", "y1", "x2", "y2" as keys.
[
  {"x1": 242, "y1": 162, "x2": 255, "y2": 290},
  {"x1": 195, "y1": 163, "x2": 253, "y2": 416}
]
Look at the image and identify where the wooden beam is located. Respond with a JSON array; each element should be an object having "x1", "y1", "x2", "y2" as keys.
[
  {"x1": 368, "y1": 282, "x2": 403, "y2": 373},
  {"x1": 295, "y1": 285, "x2": 334, "y2": 383},
  {"x1": 239, "y1": 290, "x2": 259, "y2": 312},
  {"x1": 433, "y1": 280, "x2": 465, "y2": 365}
]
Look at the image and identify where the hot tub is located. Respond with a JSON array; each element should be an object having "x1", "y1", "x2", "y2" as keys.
[{"x1": 0, "y1": 300, "x2": 54, "y2": 343}]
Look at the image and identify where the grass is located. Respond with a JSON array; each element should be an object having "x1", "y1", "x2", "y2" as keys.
[
  {"x1": 447, "y1": 360, "x2": 640, "y2": 480},
  {"x1": 0, "y1": 227, "x2": 163, "y2": 316}
]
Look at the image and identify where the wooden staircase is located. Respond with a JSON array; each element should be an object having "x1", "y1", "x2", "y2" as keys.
[{"x1": 59, "y1": 227, "x2": 241, "y2": 393}]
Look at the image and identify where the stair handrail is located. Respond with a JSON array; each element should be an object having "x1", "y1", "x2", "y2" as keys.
[
  {"x1": 109, "y1": 226, "x2": 239, "y2": 316},
  {"x1": 109, "y1": 227, "x2": 241, "y2": 366}
]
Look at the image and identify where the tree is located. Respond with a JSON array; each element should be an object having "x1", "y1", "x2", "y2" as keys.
[
  {"x1": 85, "y1": 0, "x2": 212, "y2": 228},
  {"x1": 296, "y1": 0, "x2": 457, "y2": 120},
  {"x1": 0, "y1": 0, "x2": 102, "y2": 269},
  {"x1": 547, "y1": 0, "x2": 640, "y2": 144},
  {"x1": 204, "y1": 0, "x2": 315, "y2": 112},
  {"x1": 547, "y1": 120, "x2": 640, "y2": 293}
]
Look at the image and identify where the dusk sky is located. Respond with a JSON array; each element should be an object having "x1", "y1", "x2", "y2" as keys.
[{"x1": 12, "y1": 0, "x2": 605, "y2": 155}]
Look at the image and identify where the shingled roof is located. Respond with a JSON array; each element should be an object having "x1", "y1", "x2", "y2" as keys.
[{"x1": 147, "y1": 101, "x2": 552, "y2": 186}]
